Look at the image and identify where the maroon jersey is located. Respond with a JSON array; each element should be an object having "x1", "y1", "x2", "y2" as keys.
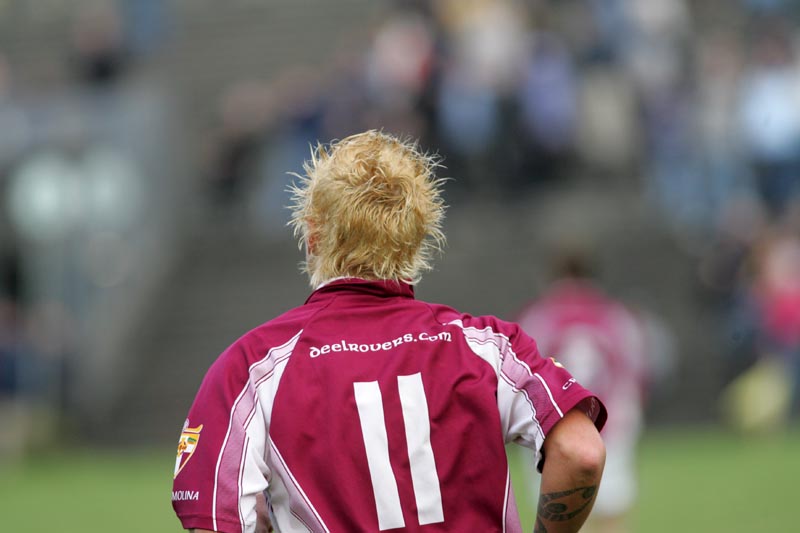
[
  {"x1": 172, "y1": 279, "x2": 606, "y2": 533},
  {"x1": 516, "y1": 281, "x2": 647, "y2": 438}
]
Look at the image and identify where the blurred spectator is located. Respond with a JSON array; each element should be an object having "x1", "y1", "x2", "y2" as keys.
[
  {"x1": 434, "y1": 62, "x2": 502, "y2": 189},
  {"x1": 698, "y1": 194, "x2": 769, "y2": 381},
  {"x1": 622, "y1": 0, "x2": 692, "y2": 98},
  {"x1": 4, "y1": 106, "x2": 145, "y2": 427},
  {"x1": 432, "y1": 0, "x2": 528, "y2": 193},
  {"x1": 0, "y1": 251, "x2": 23, "y2": 400},
  {"x1": 515, "y1": 249, "x2": 655, "y2": 533},
  {"x1": 695, "y1": 28, "x2": 753, "y2": 228},
  {"x1": 318, "y1": 49, "x2": 373, "y2": 140},
  {"x1": 69, "y1": 3, "x2": 130, "y2": 88},
  {"x1": 515, "y1": 30, "x2": 579, "y2": 186},
  {"x1": 364, "y1": 8, "x2": 435, "y2": 111},
  {"x1": 7, "y1": 128, "x2": 142, "y2": 250},
  {"x1": 434, "y1": 0, "x2": 528, "y2": 94},
  {"x1": 737, "y1": 20, "x2": 800, "y2": 218},
  {"x1": 749, "y1": 228, "x2": 800, "y2": 417},
  {"x1": 0, "y1": 291, "x2": 28, "y2": 458},
  {"x1": 207, "y1": 80, "x2": 277, "y2": 206},
  {"x1": 362, "y1": 8, "x2": 433, "y2": 143},
  {"x1": 575, "y1": 64, "x2": 640, "y2": 174},
  {"x1": 0, "y1": 54, "x2": 33, "y2": 170},
  {"x1": 720, "y1": 223, "x2": 800, "y2": 432},
  {"x1": 0, "y1": 248, "x2": 67, "y2": 458},
  {"x1": 248, "y1": 68, "x2": 325, "y2": 238},
  {"x1": 630, "y1": 0, "x2": 703, "y2": 230}
]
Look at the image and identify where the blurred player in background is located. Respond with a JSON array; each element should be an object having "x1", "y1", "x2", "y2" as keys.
[
  {"x1": 517, "y1": 250, "x2": 650, "y2": 533},
  {"x1": 172, "y1": 130, "x2": 607, "y2": 533}
]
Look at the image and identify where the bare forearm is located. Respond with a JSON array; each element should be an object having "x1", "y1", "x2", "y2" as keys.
[
  {"x1": 534, "y1": 479, "x2": 600, "y2": 532},
  {"x1": 533, "y1": 409, "x2": 605, "y2": 533}
]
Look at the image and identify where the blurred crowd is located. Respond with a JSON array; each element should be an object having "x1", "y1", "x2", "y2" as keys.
[
  {"x1": 202, "y1": 0, "x2": 800, "y2": 424},
  {"x1": 2, "y1": 0, "x2": 800, "y2": 455},
  {"x1": 204, "y1": 0, "x2": 800, "y2": 427},
  {"x1": 0, "y1": 0, "x2": 172, "y2": 453},
  {"x1": 208, "y1": 0, "x2": 800, "y2": 218}
]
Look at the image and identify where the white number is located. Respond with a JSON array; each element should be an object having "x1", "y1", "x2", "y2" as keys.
[{"x1": 353, "y1": 372, "x2": 444, "y2": 530}]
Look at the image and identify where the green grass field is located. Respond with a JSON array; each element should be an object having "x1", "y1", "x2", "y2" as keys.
[
  {"x1": 0, "y1": 425, "x2": 797, "y2": 532},
  {"x1": 510, "y1": 425, "x2": 800, "y2": 532}
]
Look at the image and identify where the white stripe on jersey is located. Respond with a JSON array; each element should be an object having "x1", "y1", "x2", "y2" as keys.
[
  {"x1": 213, "y1": 330, "x2": 303, "y2": 531},
  {"x1": 269, "y1": 441, "x2": 330, "y2": 532},
  {"x1": 240, "y1": 401, "x2": 271, "y2": 533},
  {"x1": 353, "y1": 380, "x2": 406, "y2": 531},
  {"x1": 450, "y1": 319, "x2": 547, "y2": 453},
  {"x1": 502, "y1": 468, "x2": 511, "y2": 533},
  {"x1": 398, "y1": 373, "x2": 444, "y2": 526},
  {"x1": 237, "y1": 434, "x2": 251, "y2": 529},
  {"x1": 534, "y1": 372, "x2": 564, "y2": 417},
  {"x1": 213, "y1": 383, "x2": 253, "y2": 531}
]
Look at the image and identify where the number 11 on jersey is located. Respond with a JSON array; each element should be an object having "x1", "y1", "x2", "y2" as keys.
[{"x1": 353, "y1": 372, "x2": 445, "y2": 530}]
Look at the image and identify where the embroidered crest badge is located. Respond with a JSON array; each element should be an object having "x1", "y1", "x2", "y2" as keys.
[{"x1": 174, "y1": 420, "x2": 203, "y2": 479}]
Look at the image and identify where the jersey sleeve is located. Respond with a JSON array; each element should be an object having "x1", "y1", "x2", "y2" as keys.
[
  {"x1": 172, "y1": 342, "x2": 270, "y2": 533},
  {"x1": 496, "y1": 321, "x2": 607, "y2": 466}
]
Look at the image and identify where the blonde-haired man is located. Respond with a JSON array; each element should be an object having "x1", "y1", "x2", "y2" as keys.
[{"x1": 173, "y1": 131, "x2": 606, "y2": 533}]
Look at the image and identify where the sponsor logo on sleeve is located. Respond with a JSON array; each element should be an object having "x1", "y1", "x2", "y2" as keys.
[
  {"x1": 549, "y1": 357, "x2": 578, "y2": 389},
  {"x1": 174, "y1": 419, "x2": 203, "y2": 479}
]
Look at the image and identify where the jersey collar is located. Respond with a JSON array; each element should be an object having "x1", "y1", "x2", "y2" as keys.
[{"x1": 305, "y1": 278, "x2": 415, "y2": 303}]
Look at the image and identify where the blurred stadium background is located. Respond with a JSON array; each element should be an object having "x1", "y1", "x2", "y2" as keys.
[{"x1": 0, "y1": 0, "x2": 799, "y2": 531}]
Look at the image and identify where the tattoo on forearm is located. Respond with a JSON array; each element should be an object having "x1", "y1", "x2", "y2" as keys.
[
  {"x1": 534, "y1": 517, "x2": 548, "y2": 532},
  {"x1": 537, "y1": 485, "x2": 597, "y2": 522}
]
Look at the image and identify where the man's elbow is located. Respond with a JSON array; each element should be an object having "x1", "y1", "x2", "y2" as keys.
[
  {"x1": 570, "y1": 431, "x2": 605, "y2": 480},
  {"x1": 545, "y1": 410, "x2": 606, "y2": 480}
]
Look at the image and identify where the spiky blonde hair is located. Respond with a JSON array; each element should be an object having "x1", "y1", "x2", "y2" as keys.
[{"x1": 289, "y1": 130, "x2": 447, "y2": 287}]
